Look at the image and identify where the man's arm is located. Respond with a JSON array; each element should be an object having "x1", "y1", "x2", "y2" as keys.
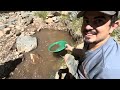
[
  {"x1": 65, "y1": 44, "x2": 85, "y2": 60},
  {"x1": 71, "y1": 48, "x2": 85, "y2": 60}
]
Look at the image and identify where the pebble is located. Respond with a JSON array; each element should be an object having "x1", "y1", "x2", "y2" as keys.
[{"x1": 0, "y1": 30, "x2": 4, "y2": 37}]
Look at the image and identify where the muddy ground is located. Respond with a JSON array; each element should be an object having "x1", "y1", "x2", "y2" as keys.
[{"x1": 8, "y1": 29, "x2": 76, "y2": 79}]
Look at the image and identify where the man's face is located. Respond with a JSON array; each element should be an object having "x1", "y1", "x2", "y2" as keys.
[{"x1": 81, "y1": 11, "x2": 112, "y2": 44}]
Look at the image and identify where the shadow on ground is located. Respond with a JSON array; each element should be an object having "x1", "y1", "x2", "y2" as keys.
[{"x1": 0, "y1": 57, "x2": 23, "y2": 79}]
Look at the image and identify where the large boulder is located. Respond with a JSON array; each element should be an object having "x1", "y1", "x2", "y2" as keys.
[{"x1": 16, "y1": 35, "x2": 37, "y2": 53}]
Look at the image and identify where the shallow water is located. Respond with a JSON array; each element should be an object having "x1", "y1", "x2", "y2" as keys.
[{"x1": 9, "y1": 29, "x2": 75, "y2": 79}]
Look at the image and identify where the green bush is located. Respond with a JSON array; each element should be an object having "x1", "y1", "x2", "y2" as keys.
[
  {"x1": 60, "y1": 14, "x2": 83, "y2": 32},
  {"x1": 70, "y1": 17, "x2": 83, "y2": 32},
  {"x1": 111, "y1": 26, "x2": 120, "y2": 42},
  {"x1": 34, "y1": 11, "x2": 48, "y2": 20}
]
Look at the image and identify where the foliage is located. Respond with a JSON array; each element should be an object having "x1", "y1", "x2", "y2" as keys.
[
  {"x1": 111, "y1": 27, "x2": 120, "y2": 41},
  {"x1": 34, "y1": 11, "x2": 48, "y2": 20}
]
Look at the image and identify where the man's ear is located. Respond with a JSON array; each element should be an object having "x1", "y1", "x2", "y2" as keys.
[{"x1": 109, "y1": 20, "x2": 120, "y2": 34}]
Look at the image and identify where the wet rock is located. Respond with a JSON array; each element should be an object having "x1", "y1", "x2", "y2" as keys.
[{"x1": 16, "y1": 35, "x2": 37, "y2": 53}]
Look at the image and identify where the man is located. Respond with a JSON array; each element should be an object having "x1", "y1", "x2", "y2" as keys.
[{"x1": 63, "y1": 11, "x2": 120, "y2": 79}]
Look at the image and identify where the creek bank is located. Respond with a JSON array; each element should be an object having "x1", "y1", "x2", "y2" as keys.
[{"x1": 0, "y1": 11, "x2": 83, "y2": 79}]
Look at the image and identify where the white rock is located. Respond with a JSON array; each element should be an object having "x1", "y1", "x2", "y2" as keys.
[
  {"x1": 0, "y1": 30, "x2": 4, "y2": 37},
  {"x1": 61, "y1": 11, "x2": 69, "y2": 15},
  {"x1": 21, "y1": 28, "x2": 24, "y2": 32},
  {"x1": 15, "y1": 25, "x2": 21, "y2": 30},
  {"x1": 0, "y1": 25, "x2": 7, "y2": 30},
  {"x1": 52, "y1": 17, "x2": 59, "y2": 23},
  {"x1": 52, "y1": 17, "x2": 57, "y2": 21},
  {"x1": 9, "y1": 25, "x2": 15, "y2": 28},
  {"x1": 37, "y1": 26, "x2": 42, "y2": 32},
  {"x1": 45, "y1": 18, "x2": 53, "y2": 24},
  {"x1": 29, "y1": 31, "x2": 35, "y2": 35},
  {"x1": 16, "y1": 35, "x2": 37, "y2": 52},
  {"x1": 9, "y1": 12, "x2": 15, "y2": 15},
  {"x1": 47, "y1": 13, "x2": 54, "y2": 18}
]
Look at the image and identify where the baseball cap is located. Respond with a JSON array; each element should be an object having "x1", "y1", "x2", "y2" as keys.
[{"x1": 77, "y1": 11, "x2": 119, "y2": 18}]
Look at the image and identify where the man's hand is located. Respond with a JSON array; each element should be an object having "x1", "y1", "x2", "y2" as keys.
[{"x1": 65, "y1": 44, "x2": 74, "y2": 52}]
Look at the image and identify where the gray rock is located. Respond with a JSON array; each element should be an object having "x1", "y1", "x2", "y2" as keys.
[
  {"x1": 21, "y1": 14, "x2": 29, "y2": 19},
  {"x1": 16, "y1": 35, "x2": 37, "y2": 53},
  {"x1": 52, "y1": 17, "x2": 59, "y2": 23},
  {"x1": 5, "y1": 16, "x2": 9, "y2": 19},
  {"x1": 8, "y1": 18, "x2": 17, "y2": 25},
  {"x1": 20, "y1": 11, "x2": 32, "y2": 19},
  {"x1": 52, "y1": 11, "x2": 61, "y2": 16},
  {"x1": 69, "y1": 11, "x2": 78, "y2": 21},
  {"x1": 16, "y1": 31, "x2": 21, "y2": 36},
  {"x1": 10, "y1": 19, "x2": 17, "y2": 23},
  {"x1": 0, "y1": 25, "x2": 7, "y2": 30},
  {"x1": 25, "y1": 16, "x2": 33, "y2": 26},
  {"x1": 1, "y1": 16, "x2": 6, "y2": 22},
  {"x1": 15, "y1": 25, "x2": 21, "y2": 30}
]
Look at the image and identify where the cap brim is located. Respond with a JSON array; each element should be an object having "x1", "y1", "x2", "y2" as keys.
[
  {"x1": 77, "y1": 11, "x2": 117, "y2": 18},
  {"x1": 77, "y1": 11, "x2": 85, "y2": 18},
  {"x1": 100, "y1": 11, "x2": 116, "y2": 15}
]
